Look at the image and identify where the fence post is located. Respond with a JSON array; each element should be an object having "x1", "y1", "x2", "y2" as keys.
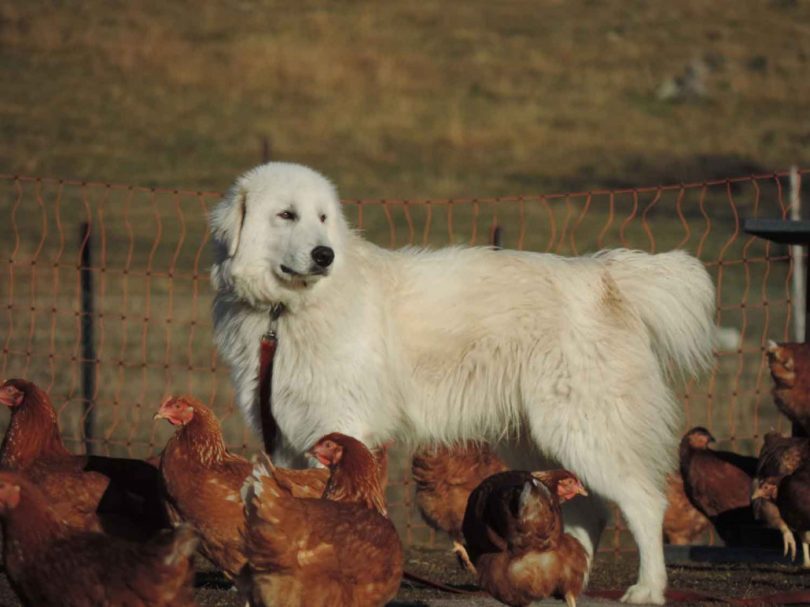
[
  {"x1": 79, "y1": 222, "x2": 95, "y2": 455},
  {"x1": 491, "y1": 225, "x2": 503, "y2": 249},
  {"x1": 260, "y1": 135, "x2": 271, "y2": 163},
  {"x1": 790, "y1": 166, "x2": 804, "y2": 341}
]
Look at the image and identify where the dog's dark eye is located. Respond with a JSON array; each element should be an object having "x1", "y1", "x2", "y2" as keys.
[
  {"x1": 319, "y1": 214, "x2": 327, "y2": 223},
  {"x1": 278, "y1": 210, "x2": 297, "y2": 221}
]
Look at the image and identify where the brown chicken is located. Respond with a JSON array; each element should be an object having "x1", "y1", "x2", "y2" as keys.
[
  {"x1": 767, "y1": 340, "x2": 810, "y2": 434},
  {"x1": 240, "y1": 433, "x2": 404, "y2": 607},
  {"x1": 0, "y1": 471, "x2": 198, "y2": 607},
  {"x1": 753, "y1": 463, "x2": 810, "y2": 568},
  {"x1": 462, "y1": 469, "x2": 587, "y2": 572},
  {"x1": 470, "y1": 475, "x2": 588, "y2": 607},
  {"x1": 752, "y1": 432, "x2": 810, "y2": 559},
  {"x1": 0, "y1": 378, "x2": 170, "y2": 538},
  {"x1": 155, "y1": 396, "x2": 337, "y2": 577},
  {"x1": 663, "y1": 471, "x2": 711, "y2": 545},
  {"x1": 411, "y1": 442, "x2": 507, "y2": 556},
  {"x1": 309, "y1": 431, "x2": 390, "y2": 514},
  {"x1": 678, "y1": 426, "x2": 766, "y2": 546}
]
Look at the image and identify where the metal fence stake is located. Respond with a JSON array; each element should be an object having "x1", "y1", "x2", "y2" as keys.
[{"x1": 79, "y1": 221, "x2": 96, "y2": 454}]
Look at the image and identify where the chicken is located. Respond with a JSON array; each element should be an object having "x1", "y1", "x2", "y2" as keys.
[
  {"x1": 462, "y1": 469, "x2": 588, "y2": 572},
  {"x1": 156, "y1": 397, "x2": 393, "y2": 575},
  {"x1": 0, "y1": 378, "x2": 170, "y2": 538},
  {"x1": 155, "y1": 395, "x2": 345, "y2": 577},
  {"x1": 752, "y1": 432, "x2": 810, "y2": 559},
  {"x1": 0, "y1": 471, "x2": 199, "y2": 607},
  {"x1": 753, "y1": 464, "x2": 810, "y2": 568},
  {"x1": 663, "y1": 471, "x2": 711, "y2": 545},
  {"x1": 679, "y1": 426, "x2": 764, "y2": 546},
  {"x1": 155, "y1": 394, "x2": 255, "y2": 580},
  {"x1": 309, "y1": 432, "x2": 390, "y2": 514},
  {"x1": 471, "y1": 476, "x2": 588, "y2": 607},
  {"x1": 240, "y1": 433, "x2": 404, "y2": 607},
  {"x1": 767, "y1": 340, "x2": 810, "y2": 434},
  {"x1": 411, "y1": 442, "x2": 507, "y2": 557},
  {"x1": 756, "y1": 431, "x2": 810, "y2": 480}
]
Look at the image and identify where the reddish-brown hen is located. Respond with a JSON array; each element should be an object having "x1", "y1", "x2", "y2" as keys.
[
  {"x1": 156, "y1": 395, "x2": 332, "y2": 579},
  {"x1": 0, "y1": 471, "x2": 198, "y2": 607},
  {"x1": 767, "y1": 340, "x2": 810, "y2": 434},
  {"x1": 679, "y1": 426, "x2": 764, "y2": 546},
  {"x1": 753, "y1": 463, "x2": 810, "y2": 567},
  {"x1": 156, "y1": 395, "x2": 255, "y2": 579},
  {"x1": 462, "y1": 468, "x2": 588, "y2": 570},
  {"x1": 663, "y1": 471, "x2": 711, "y2": 545},
  {"x1": 752, "y1": 432, "x2": 810, "y2": 559},
  {"x1": 412, "y1": 442, "x2": 507, "y2": 553},
  {"x1": 0, "y1": 378, "x2": 169, "y2": 538},
  {"x1": 310, "y1": 432, "x2": 390, "y2": 514},
  {"x1": 470, "y1": 475, "x2": 588, "y2": 607},
  {"x1": 241, "y1": 433, "x2": 403, "y2": 607}
]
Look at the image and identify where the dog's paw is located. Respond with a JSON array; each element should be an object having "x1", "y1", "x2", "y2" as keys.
[{"x1": 620, "y1": 583, "x2": 665, "y2": 605}]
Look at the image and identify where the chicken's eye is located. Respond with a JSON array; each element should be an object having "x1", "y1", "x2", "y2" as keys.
[
  {"x1": 278, "y1": 210, "x2": 297, "y2": 221},
  {"x1": 319, "y1": 214, "x2": 327, "y2": 223}
]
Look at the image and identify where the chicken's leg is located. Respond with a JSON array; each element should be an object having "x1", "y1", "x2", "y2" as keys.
[
  {"x1": 564, "y1": 591, "x2": 577, "y2": 607},
  {"x1": 780, "y1": 524, "x2": 797, "y2": 560},
  {"x1": 452, "y1": 541, "x2": 477, "y2": 575}
]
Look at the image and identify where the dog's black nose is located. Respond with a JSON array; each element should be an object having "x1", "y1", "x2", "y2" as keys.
[{"x1": 311, "y1": 246, "x2": 335, "y2": 268}]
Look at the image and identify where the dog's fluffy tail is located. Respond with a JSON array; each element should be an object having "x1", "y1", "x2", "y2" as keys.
[{"x1": 596, "y1": 248, "x2": 716, "y2": 379}]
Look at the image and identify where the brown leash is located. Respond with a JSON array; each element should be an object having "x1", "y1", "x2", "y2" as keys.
[{"x1": 258, "y1": 304, "x2": 285, "y2": 454}]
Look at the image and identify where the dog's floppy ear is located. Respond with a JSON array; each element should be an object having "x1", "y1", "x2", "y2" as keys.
[{"x1": 210, "y1": 186, "x2": 247, "y2": 258}]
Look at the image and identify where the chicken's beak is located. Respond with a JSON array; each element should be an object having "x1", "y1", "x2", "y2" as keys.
[
  {"x1": 153, "y1": 411, "x2": 166, "y2": 421},
  {"x1": 752, "y1": 484, "x2": 771, "y2": 501},
  {"x1": 0, "y1": 385, "x2": 23, "y2": 408},
  {"x1": 307, "y1": 446, "x2": 331, "y2": 467},
  {"x1": 576, "y1": 482, "x2": 589, "y2": 497}
]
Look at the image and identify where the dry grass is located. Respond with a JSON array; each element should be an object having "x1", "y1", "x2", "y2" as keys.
[{"x1": 1, "y1": 1, "x2": 809, "y2": 197}]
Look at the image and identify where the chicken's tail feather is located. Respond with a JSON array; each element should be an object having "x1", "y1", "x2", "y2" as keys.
[{"x1": 241, "y1": 452, "x2": 287, "y2": 522}]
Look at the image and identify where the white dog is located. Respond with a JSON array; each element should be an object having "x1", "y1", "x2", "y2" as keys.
[{"x1": 210, "y1": 162, "x2": 715, "y2": 604}]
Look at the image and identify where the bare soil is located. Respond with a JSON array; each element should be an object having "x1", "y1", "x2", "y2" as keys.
[{"x1": 0, "y1": 546, "x2": 808, "y2": 606}]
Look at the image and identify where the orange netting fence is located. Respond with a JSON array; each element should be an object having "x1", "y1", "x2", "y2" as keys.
[{"x1": 1, "y1": 169, "x2": 807, "y2": 551}]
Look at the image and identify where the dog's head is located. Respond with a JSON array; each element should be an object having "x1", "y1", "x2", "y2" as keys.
[{"x1": 210, "y1": 162, "x2": 348, "y2": 306}]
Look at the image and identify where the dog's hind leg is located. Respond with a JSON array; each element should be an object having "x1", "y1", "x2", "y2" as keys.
[
  {"x1": 525, "y1": 418, "x2": 669, "y2": 605},
  {"x1": 610, "y1": 481, "x2": 667, "y2": 604},
  {"x1": 570, "y1": 468, "x2": 667, "y2": 604}
]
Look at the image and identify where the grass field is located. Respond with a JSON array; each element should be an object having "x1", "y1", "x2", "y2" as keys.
[
  {"x1": 1, "y1": 1, "x2": 808, "y2": 196},
  {"x1": 2, "y1": 1, "x2": 810, "y2": 551}
]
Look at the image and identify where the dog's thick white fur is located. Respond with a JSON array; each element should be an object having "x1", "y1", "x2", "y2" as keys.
[{"x1": 210, "y1": 162, "x2": 716, "y2": 604}]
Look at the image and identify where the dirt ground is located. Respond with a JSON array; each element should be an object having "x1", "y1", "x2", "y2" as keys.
[{"x1": 1, "y1": 546, "x2": 808, "y2": 607}]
